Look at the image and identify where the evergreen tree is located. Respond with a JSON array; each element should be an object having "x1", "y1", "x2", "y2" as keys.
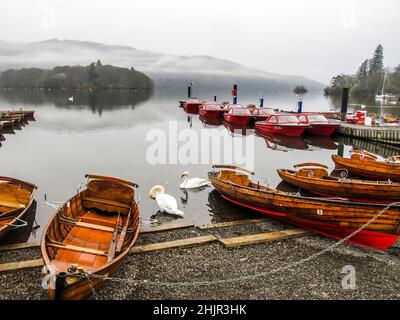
[
  {"x1": 356, "y1": 59, "x2": 369, "y2": 81},
  {"x1": 88, "y1": 62, "x2": 97, "y2": 85},
  {"x1": 369, "y1": 44, "x2": 384, "y2": 74},
  {"x1": 96, "y1": 59, "x2": 102, "y2": 67}
]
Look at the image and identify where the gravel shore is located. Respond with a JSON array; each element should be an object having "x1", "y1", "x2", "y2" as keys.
[{"x1": 0, "y1": 218, "x2": 399, "y2": 300}]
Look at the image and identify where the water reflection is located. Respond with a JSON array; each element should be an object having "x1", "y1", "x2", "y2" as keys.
[
  {"x1": 0, "y1": 88, "x2": 153, "y2": 115},
  {"x1": 334, "y1": 135, "x2": 400, "y2": 158},
  {"x1": 303, "y1": 135, "x2": 338, "y2": 150},
  {"x1": 260, "y1": 133, "x2": 309, "y2": 151},
  {"x1": 207, "y1": 189, "x2": 261, "y2": 223},
  {"x1": 223, "y1": 122, "x2": 253, "y2": 136}
]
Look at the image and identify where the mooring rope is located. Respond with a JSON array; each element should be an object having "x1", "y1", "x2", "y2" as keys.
[{"x1": 45, "y1": 201, "x2": 400, "y2": 296}]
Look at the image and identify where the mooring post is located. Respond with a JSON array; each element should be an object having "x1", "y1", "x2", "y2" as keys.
[
  {"x1": 187, "y1": 86, "x2": 191, "y2": 98},
  {"x1": 340, "y1": 88, "x2": 349, "y2": 121},
  {"x1": 297, "y1": 98, "x2": 303, "y2": 113},
  {"x1": 260, "y1": 96, "x2": 264, "y2": 107},
  {"x1": 214, "y1": 95, "x2": 217, "y2": 102},
  {"x1": 232, "y1": 84, "x2": 238, "y2": 104},
  {"x1": 338, "y1": 143, "x2": 345, "y2": 157}
]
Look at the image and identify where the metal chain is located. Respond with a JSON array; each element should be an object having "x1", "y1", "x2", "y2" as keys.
[{"x1": 52, "y1": 201, "x2": 400, "y2": 289}]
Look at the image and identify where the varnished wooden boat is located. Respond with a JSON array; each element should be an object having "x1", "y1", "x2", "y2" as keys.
[
  {"x1": 0, "y1": 177, "x2": 37, "y2": 240},
  {"x1": 0, "y1": 110, "x2": 35, "y2": 117},
  {"x1": 332, "y1": 150, "x2": 400, "y2": 181},
  {"x1": 41, "y1": 174, "x2": 141, "y2": 300},
  {"x1": 209, "y1": 165, "x2": 400, "y2": 249},
  {"x1": 277, "y1": 163, "x2": 400, "y2": 202}
]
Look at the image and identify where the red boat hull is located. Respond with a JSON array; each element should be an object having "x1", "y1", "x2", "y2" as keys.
[
  {"x1": 255, "y1": 123, "x2": 307, "y2": 137},
  {"x1": 223, "y1": 114, "x2": 251, "y2": 125},
  {"x1": 184, "y1": 103, "x2": 201, "y2": 114},
  {"x1": 199, "y1": 109, "x2": 224, "y2": 118},
  {"x1": 306, "y1": 124, "x2": 339, "y2": 136},
  {"x1": 221, "y1": 194, "x2": 398, "y2": 250}
]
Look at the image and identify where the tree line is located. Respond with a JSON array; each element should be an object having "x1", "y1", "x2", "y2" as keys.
[
  {"x1": 0, "y1": 60, "x2": 154, "y2": 89},
  {"x1": 324, "y1": 45, "x2": 400, "y2": 97}
]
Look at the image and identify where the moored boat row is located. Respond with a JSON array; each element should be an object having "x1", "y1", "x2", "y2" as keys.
[{"x1": 182, "y1": 97, "x2": 339, "y2": 137}]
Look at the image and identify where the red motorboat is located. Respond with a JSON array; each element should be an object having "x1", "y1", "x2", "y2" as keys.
[
  {"x1": 223, "y1": 121, "x2": 252, "y2": 136},
  {"x1": 255, "y1": 114, "x2": 309, "y2": 137},
  {"x1": 199, "y1": 116, "x2": 223, "y2": 127},
  {"x1": 297, "y1": 113, "x2": 340, "y2": 136},
  {"x1": 223, "y1": 105, "x2": 252, "y2": 126},
  {"x1": 199, "y1": 102, "x2": 224, "y2": 118},
  {"x1": 251, "y1": 107, "x2": 276, "y2": 121},
  {"x1": 183, "y1": 98, "x2": 202, "y2": 114}
]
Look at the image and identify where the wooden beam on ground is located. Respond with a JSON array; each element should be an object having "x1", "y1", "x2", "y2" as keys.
[
  {"x1": 219, "y1": 229, "x2": 311, "y2": 248},
  {"x1": 140, "y1": 222, "x2": 194, "y2": 234},
  {"x1": 0, "y1": 259, "x2": 44, "y2": 273},
  {"x1": 0, "y1": 242, "x2": 39, "y2": 252},
  {"x1": 130, "y1": 235, "x2": 217, "y2": 254},
  {"x1": 0, "y1": 222, "x2": 195, "y2": 252},
  {"x1": 198, "y1": 218, "x2": 266, "y2": 230}
]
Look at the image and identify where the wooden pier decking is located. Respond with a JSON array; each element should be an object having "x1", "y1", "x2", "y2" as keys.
[{"x1": 339, "y1": 123, "x2": 400, "y2": 145}]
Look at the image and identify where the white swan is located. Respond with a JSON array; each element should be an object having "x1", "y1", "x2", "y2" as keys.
[
  {"x1": 149, "y1": 185, "x2": 184, "y2": 217},
  {"x1": 179, "y1": 171, "x2": 211, "y2": 189}
]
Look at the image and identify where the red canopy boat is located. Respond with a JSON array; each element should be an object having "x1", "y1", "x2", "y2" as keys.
[
  {"x1": 297, "y1": 113, "x2": 339, "y2": 136},
  {"x1": 223, "y1": 105, "x2": 252, "y2": 126},
  {"x1": 223, "y1": 121, "x2": 252, "y2": 136},
  {"x1": 199, "y1": 102, "x2": 224, "y2": 118},
  {"x1": 251, "y1": 107, "x2": 276, "y2": 121},
  {"x1": 199, "y1": 116, "x2": 223, "y2": 127},
  {"x1": 255, "y1": 114, "x2": 309, "y2": 137},
  {"x1": 183, "y1": 98, "x2": 202, "y2": 114}
]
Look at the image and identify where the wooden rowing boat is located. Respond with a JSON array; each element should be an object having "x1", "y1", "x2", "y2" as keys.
[
  {"x1": 332, "y1": 150, "x2": 400, "y2": 181},
  {"x1": 41, "y1": 174, "x2": 141, "y2": 300},
  {"x1": 209, "y1": 165, "x2": 400, "y2": 250},
  {"x1": 0, "y1": 177, "x2": 37, "y2": 241},
  {"x1": 277, "y1": 163, "x2": 400, "y2": 202}
]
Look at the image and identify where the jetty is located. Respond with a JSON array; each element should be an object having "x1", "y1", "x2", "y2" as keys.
[{"x1": 338, "y1": 123, "x2": 400, "y2": 145}]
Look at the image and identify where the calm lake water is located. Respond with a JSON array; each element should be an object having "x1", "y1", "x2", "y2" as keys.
[{"x1": 1, "y1": 88, "x2": 400, "y2": 244}]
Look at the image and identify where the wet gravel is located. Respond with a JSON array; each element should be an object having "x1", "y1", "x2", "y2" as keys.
[{"x1": 0, "y1": 221, "x2": 399, "y2": 300}]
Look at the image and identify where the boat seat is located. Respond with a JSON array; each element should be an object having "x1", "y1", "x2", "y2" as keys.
[
  {"x1": 47, "y1": 242, "x2": 108, "y2": 257},
  {"x1": 0, "y1": 200, "x2": 25, "y2": 209},
  {"x1": 61, "y1": 219, "x2": 115, "y2": 233},
  {"x1": 82, "y1": 196, "x2": 130, "y2": 210}
]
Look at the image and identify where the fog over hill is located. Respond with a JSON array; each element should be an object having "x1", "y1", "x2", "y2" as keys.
[{"x1": 0, "y1": 39, "x2": 324, "y2": 93}]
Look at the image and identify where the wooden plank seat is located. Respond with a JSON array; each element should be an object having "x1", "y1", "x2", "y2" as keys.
[
  {"x1": 47, "y1": 242, "x2": 108, "y2": 256},
  {"x1": 79, "y1": 211, "x2": 119, "y2": 228},
  {"x1": 60, "y1": 219, "x2": 115, "y2": 233},
  {"x1": 82, "y1": 196, "x2": 130, "y2": 210},
  {"x1": 0, "y1": 200, "x2": 25, "y2": 209}
]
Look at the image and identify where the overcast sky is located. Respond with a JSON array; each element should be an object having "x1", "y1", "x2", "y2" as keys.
[{"x1": 0, "y1": 0, "x2": 399, "y2": 83}]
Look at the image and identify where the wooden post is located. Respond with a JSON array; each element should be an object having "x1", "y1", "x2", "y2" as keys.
[
  {"x1": 187, "y1": 86, "x2": 191, "y2": 98},
  {"x1": 214, "y1": 95, "x2": 217, "y2": 102},
  {"x1": 232, "y1": 84, "x2": 238, "y2": 104},
  {"x1": 338, "y1": 143, "x2": 344, "y2": 157},
  {"x1": 260, "y1": 96, "x2": 264, "y2": 107},
  {"x1": 297, "y1": 99, "x2": 303, "y2": 113},
  {"x1": 340, "y1": 88, "x2": 349, "y2": 121}
]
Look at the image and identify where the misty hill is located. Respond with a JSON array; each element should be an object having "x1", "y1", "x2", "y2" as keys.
[
  {"x1": 0, "y1": 61, "x2": 153, "y2": 89},
  {"x1": 0, "y1": 39, "x2": 324, "y2": 93}
]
